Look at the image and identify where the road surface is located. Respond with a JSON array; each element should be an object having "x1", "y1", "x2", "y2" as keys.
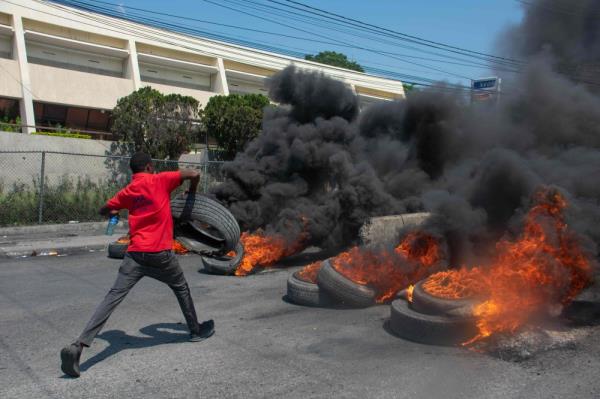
[{"x1": 1, "y1": 251, "x2": 599, "y2": 398}]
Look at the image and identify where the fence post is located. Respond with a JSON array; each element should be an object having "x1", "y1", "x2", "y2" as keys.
[
  {"x1": 202, "y1": 163, "x2": 209, "y2": 193},
  {"x1": 38, "y1": 151, "x2": 46, "y2": 224}
]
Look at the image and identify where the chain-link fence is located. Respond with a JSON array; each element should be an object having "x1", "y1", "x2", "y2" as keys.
[{"x1": 0, "y1": 151, "x2": 226, "y2": 227}]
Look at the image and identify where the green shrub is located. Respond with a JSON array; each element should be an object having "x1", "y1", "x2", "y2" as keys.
[
  {"x1": 0, "y1": 176, "x2": 122, "y2": 226},
  {"x1": 32, "y1": 131, "x2": 92, "y2": 140},
  {"x1": 0, "y1": 116, "x2": 21, "y2": 133},
  {"x1": 201, "y1": 94, "x2": 270, "y2": 160},
  {"x1": 32, "y1": 124, "x2": 92, "y2": 139}
]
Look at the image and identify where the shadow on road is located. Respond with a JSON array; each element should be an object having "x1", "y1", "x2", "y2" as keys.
[{"x1": 80, "y1": 322, "x2": 189, "y2": 371}]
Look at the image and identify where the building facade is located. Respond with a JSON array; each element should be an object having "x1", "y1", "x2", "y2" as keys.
[{"x1": 0, "y1": 0, "x2": 405, "y2": 139}]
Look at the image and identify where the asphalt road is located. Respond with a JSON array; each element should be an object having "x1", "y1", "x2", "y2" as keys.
[{"x1": 1, "y1": 252, "x2": 600, "y2": 399}]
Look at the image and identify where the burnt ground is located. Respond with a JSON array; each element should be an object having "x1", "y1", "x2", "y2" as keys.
[{"x1": 1, "y1": 252, "x2": 600, "y2": 399}]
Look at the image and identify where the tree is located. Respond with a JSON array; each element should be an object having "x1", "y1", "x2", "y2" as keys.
[
  {"x1": 201, "y1": 94, "x2": 270, "y2": 159},
  {"x1": 403, "y1": 83, "x2": 415, "y2": 95},
  {"x1": 110, "y1": 86, "x2": 201, "y2": 160},
  {"x1": 305, "y1": 51, "x2": 364, "y2": 72}
]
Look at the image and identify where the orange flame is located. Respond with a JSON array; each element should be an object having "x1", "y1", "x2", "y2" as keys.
[
  {"x1": 234, "y1": 230, "x2": 306, "y2": 276},
  {"x1": 297, "y1": 261, "x2": 322, "y2": 283},
  {"x1": 422, "y1": 268, "x2": 487, "y2": 299},
  {"x1": 116, "y1": 235, "x2": 130, "y2": 244},
  {"x1": 407, "y1": 284, "x2": 415, "y2": 303},
  {"x1": 172, "y1": 239, "x2": 189, "y2": 255},
  {"x1": 330, "y1": 232, "x2": 444, "y2": 302},
  {"x1": 422, "y1": 188, "x2": 593, "y2": 344}
]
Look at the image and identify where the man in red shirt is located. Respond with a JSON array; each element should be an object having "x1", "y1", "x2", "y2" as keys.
[{"x1": 60, "y1": 152, "x2": 214, "y2": 378}]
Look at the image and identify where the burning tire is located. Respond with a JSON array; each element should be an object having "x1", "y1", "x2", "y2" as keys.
[
  {"x1": 107, "y1": 240, "x2": 128, "y2": 259},
  {"x1": 389, "y1": 298, "x2": 478, "y2": 346},
  {"x1": 410, "y1": 280, "x2": 478, "y2": 315},
  {"x1": 171, "y1": 193, "x2": 240, "y2": 252},
  {"x1": 317, "y1": 259, "x2": 376, "y2": 308},
  {"x1": 286, "y1": 272, "x2": 333, "y2": 307},
  {"x1": 201, "y1": 243, "x2": 245, "y2": 275}
]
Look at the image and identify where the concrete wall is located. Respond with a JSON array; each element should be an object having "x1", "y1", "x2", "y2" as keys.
[
  {"x1": 0, "y1": 132, "x2": 209, "y2": 188},
  {"x1": 0, "y1": 131, "x2": 118, "y2": 187},
  {"x1": 359, "y1": 213, "x2": 431, "y2": 248},
  {"x1": 0, "y1": 130, "x2": 113, "y2": 153}
]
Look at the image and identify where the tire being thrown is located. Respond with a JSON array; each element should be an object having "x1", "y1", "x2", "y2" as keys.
[
  {"x1": 107, "y1": 241, "x2": 128, "y2": 259},
  {"x1": 389, "y1": 298, "x2": 478, "y2": 346},
  {"x1": 316, "y1": 259, "x2": 376, "y2": 308},
  {"x1": 411, "y1": 280, "x2": 480, "y2": 316},
  {"x1": 201, "y1": 243, "x2": 245, "y2": 275},
  {"x1": 170, "y1": 193, "x2": 240, "y2": 253},
  {"x1": 176, "y1": 235, "x2": 223, "y2": 257},
  {"x1": 287, "y1": 272, "x2": 333, "y2": 307}
]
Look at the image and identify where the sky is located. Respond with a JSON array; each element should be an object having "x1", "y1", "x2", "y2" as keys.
[{"x1": 55, "y1": 0, "x2": 526, "y2": 88}]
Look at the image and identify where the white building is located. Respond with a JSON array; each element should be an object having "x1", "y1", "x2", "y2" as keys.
[{"x1": 0, "y1": 0, "x2": 405, "y2": 140}]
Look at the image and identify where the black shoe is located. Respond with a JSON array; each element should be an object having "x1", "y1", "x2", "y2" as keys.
[
  {"x1": 60, "y1": 342, "x2": 83, "y2": 378},
  {"x1": 190, "y1": 319, "x2": 215, "y2": 342}
]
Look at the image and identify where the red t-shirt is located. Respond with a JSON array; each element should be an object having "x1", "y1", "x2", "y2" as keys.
[{"x1": 106, "y1": 171, "x2": 182, "y2": 252}]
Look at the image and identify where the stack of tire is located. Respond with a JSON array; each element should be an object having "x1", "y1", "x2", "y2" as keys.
[
  {"x1": 287, "y1": 212, "x2": 433, "y2": 308},
  {"x1": 389, "y1": 280, "x2": 479, "y2": 346},
  {"x1": 286, "y1": 259, "x2": 378, "y2": 308},
  {"x1": 107, "y1": 193, "x2": 243, "y2": 275}
]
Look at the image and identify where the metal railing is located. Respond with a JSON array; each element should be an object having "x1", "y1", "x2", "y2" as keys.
[
  {"x1": 0, "y1": 123, "x2": 114, "y2": 140},
  {"x1": 0, "y1": 150, "x2": 226, "y2": 226}
]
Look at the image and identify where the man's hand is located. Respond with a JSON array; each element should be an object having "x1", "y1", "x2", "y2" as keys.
[
  {"x1": 99, "y1": 205, "x2": 119, "y2": 217},
  {"x1": 180, "y1": 169, "x2": 201, "y2": 194}
]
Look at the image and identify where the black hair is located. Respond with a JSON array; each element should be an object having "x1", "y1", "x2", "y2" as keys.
[{"x1": 129, "y1": 152, "x2": 152, "y2": 173}]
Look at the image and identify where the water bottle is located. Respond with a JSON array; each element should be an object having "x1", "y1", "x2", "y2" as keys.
[{"x1": 106, "y1": 214, "x2": 119, "y2": 235}]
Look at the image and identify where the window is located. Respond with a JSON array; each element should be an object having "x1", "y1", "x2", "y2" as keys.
[{"x1": 34, "y1": 102, "x2": 112, "y2": 133}]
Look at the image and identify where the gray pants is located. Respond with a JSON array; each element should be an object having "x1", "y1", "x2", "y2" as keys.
[{"x1": 78, "y1": 251, "x2": 200, "y2": 346}]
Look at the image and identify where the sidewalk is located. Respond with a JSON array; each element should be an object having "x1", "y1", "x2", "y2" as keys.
[{"x1": 0, "y1": 222, "x2": 128, "y2": 258}]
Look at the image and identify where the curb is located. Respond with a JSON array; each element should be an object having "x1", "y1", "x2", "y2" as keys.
[
  {"x1": 0, "y1": 236, "x2": 117, "y2": 259},
  {"x1": 0, "y1": 221, "x2": 129, "y2": 237}
]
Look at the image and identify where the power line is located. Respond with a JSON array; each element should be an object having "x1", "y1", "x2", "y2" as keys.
[
  {"x1": 54, "y1": 1, "x2": 472, "y2": 82},
  {"x1": 220, "y1": 0, "x2": 520, "y2": 73},
  {"x1": 265, "y1": 0, "x2": 525, "y2": 67},
  {"x1": 55, "y1": 0, "x2": 476, "y2": 82},
  {"x1": 61, "y1": 0, "x2": 517, "y2": 73},
  {"x1": 199, "y1": 0, "x2": 475, "y2": 80},
  {"x1": 20, "y1": 0, "x2": 507, "y2": 94}
]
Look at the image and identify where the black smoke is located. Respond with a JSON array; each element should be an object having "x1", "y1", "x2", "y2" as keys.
[{"x1": 213, "y1": 0, "x2": 600, "y2": 265}]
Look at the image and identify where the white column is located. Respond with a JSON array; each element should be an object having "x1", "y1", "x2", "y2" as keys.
[
  {"x1": 348, "y1": 82, "x2": 357, "y2": 94},
  {"x1": 212, "y1": 57, "x2": 229, "y2": 95},
  {"x1": 12, "y1": 15, "x2": 35, "y2": 134},
  {"x1": 125, "y1": 40, "x2": 141, "y2": 90}
]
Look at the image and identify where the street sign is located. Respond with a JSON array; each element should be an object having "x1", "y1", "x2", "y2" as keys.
[
  {"x1": 471, "y1": 77, "x2": 500, "y2": 106},
  {"x1": 471, "y1": 78, "x2": 500, "y2": 90}
]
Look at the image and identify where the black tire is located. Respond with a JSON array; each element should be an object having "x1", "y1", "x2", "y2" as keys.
[
  {"x1": 316, "y1": 259, "x2": 376, "y2": 308},
  {"x1": 411, "y1": 280, "x2": 479, "y2": 316},
  {"x1": 287, "y1": 272, "x2": 333, "y2": 307},
  {"x1": 171, "y1": 193, "x2": 240, "y2": 252},
  {"x1": 389, "y1": 298, "x2": 478, "y2": 346},
  {"x1": 201, "y1": 243, "x2": 245, "y2": 275},
  {"x1": 107, "y1": 241, "x2": 128, "y2": 259}
]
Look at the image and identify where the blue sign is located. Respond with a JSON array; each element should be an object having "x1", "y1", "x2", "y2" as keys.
[{"x1": 472, "y1": 79, "x2": 497, "y2": 90}]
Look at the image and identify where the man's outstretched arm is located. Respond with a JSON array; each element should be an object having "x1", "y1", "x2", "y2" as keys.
[
  {"x1": 99, "y1": 189, "x2": 127, "y2": 216},
  {"x1": 180, "y1": 169, "x2": 200, "y2": 193}
]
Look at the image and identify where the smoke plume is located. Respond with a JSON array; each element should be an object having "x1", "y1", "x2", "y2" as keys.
[{"x1": 213, "y1": 0, "x2": 600, "y2": 266}]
